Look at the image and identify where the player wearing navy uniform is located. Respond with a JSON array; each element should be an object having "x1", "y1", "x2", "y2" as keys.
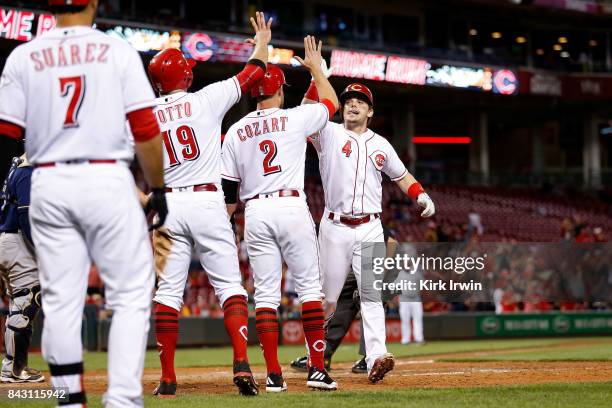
[{"x1": 0, "y1": 155, "x2": 44, "y2": 383}]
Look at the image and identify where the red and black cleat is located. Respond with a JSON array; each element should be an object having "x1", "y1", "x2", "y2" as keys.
[
  {"x1": 367, "y1": 353, "x2": 395, "y2": 383},
  {"x1": 233, "y1": 360, "x2": 259, "y2": 396},
  {"x1": 152, "y1": 379, "x2": 177, "y2": 398}
]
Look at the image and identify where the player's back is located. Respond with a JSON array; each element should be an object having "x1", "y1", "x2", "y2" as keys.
[
  {"x1": 0, "y1": 26, "x2": 154, "y2": 164},
  {"x1": 154, "y1": 77, "x2": 240, "y2": 188},
  {"x1": 222, "y1": 103, "x2": 330, "y2": 201}
]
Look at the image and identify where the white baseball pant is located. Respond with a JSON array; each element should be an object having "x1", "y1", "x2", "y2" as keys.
[
  {"x1": 319, "y1": 211, "x2": 387, "y2": 372},
  {"x1": 244, "y1": 196, "x2": 323, "y2": 309},
  {"x1": 399, "y1": 301, "x2": 424, "y2": 343},
  {"x1": 152, "y1": 189, "x2": 247, "y2": 311},
  {"x1": 29, "y1": 163, "x2": 154, "y2": 408}
]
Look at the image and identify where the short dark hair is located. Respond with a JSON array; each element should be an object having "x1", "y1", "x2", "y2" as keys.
[{"x1": 48, "y1": 5, "x2": 88, "y2": 14}]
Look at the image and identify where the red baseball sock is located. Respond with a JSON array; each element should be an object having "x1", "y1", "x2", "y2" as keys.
[
  {"x1": 302, "y1": 301, "x2": 326, "y2": 371},
  {"x1": 154, "y1": 302, "x2": 179, "y2": 383},
  {"x1": 255, "y1": 307, "x2": 281, "y2": 375},
  {"x1": 223, "y1": 295, "x2": 249, "y2": 363}
]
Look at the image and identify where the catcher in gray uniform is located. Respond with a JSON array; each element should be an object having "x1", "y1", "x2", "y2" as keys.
[{"x1": 0, "y1": 155, "x2": 44, "y2": 383}]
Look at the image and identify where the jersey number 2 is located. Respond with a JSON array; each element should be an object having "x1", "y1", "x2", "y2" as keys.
[
  {"x1": 59, "y1": 76, "x2": 86, "y2": 128},
  {"x1": 162, "y1": 126, "x2": 200, "y2": 167},
  {"x1": 259, "y1": 140, "x2": 281, "y2": 176}
]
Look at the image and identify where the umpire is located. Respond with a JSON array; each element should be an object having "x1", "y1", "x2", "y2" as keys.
[
  {"x1": 0, "y1": 155, "x2": 43, "y2": 383},
  {"x1": 291, "y1": 229, "x2": 398, "y2": 373}
]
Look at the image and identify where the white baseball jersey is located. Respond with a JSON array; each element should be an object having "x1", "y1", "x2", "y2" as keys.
[
  {"x1": 0, "y1": 26, "x2": 155, "y2": 164},
  {"x1": 154, "y1": 77, "x2": 241, "y2": 188},
  {"x1": 311, "y1": 122, "x2": 408, "y2": 215},
  {"x1": 221, "y1": 103, "x2": 330, "y2": 201}
]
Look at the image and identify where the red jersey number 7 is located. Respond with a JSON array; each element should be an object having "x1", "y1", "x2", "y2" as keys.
[{"x1": 59, "y1": 76, "x2": 86, "y2": 128}]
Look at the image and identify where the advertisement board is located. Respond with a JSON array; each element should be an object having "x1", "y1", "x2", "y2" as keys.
[{"x1": 476, "y1": 312, "x2": 612, "y2": 337}]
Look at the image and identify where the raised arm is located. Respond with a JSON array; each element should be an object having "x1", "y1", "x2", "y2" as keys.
[
  {"x1": 235, "y1": 11, "x2": 272, "y2": 93},
  {"x1": 302, "y1": 58, "x2": 333, "y2": 105},
  {"x1": 295, "y1": 36, "x2": 339, "y2": 111}
]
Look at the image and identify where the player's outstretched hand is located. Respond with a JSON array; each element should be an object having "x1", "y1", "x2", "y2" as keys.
[
  {"x1": 245, "y1": 11, "x2": 273, "y2": 46},
  {"x1": 295, "y1": 35, "x2": 323, "y2": 74},
  {"x1": 146, "y1": 188, "x2": 169, "y2": 230},
  {"x1": 417, "y1": 193, "x2": 435, "y2": 217}
]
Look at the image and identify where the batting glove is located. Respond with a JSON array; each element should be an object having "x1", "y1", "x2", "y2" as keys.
[
  {"x1": 312, "y1": 58, "x2": 333, "y2": 79},
  {"x1": 417, "y1": 193, "x2": 435, "y2": 218},
  {"x1": 146, "y1": 188, "x2": 169, "y2": 230}
]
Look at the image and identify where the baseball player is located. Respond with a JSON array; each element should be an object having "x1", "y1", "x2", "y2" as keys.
[
  {"x1": 0, "y1": 1, "x2": 167, "y2": 407},
  {"x1": 221, "y1": 36, "x2": 339, "y2": 392},
  {"x1": 397, "y1": 243, "x2": 425, "y2": 344},
  {"x1": 0, "y1": 155, "x2": 44, "y2": 383},
  {"x1": 291, "y1": 230, "x2": 398, "y2": 374},
  {"x1": 146, "y1": 12, "x2": 272, "y2": 398},
  {"x1": 303, "y1": 80, "x2": 435, "y2": 383}
]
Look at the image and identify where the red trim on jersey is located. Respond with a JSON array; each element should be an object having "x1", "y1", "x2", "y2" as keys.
[
  {"x1": 320, "y1": 98, "x2": 336, "y2": 119},
  {"x1": 235, "y1": 64, "x2": 265, "y2": 94},
  {"x1": 304, "y1": 81, "x2": 319, "y2": 101},
  {"x1": 407, "y1": 182, "x2": 425, "y2": 200},
  {"x1": 128, "y1": 108, "x2": 160, "y2": 143},
  {"x1": 0, "y1": 121, "x2": 24, "y2": 140}
]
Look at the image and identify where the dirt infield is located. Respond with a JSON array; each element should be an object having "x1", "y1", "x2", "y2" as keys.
[
  {"x1": 4, "y1": 343, "x2": 612, "y2": 396},
  {"x1": 83, "y1": 348, "x2": 612, "y2": 395}
]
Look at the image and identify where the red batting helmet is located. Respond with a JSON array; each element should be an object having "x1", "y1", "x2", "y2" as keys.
[
  {"x1": 148, "y1": 48, "x2": 196, "y2": 95},
  {"x1": 251, "y1": 64, "x2": 287, "y2": 98},
  {"x1": 340, "y1": 83, "x2": 374, "y2": 107},
  {"x1": 48, "y1": 0, "x2": 91, "y2": 5}
]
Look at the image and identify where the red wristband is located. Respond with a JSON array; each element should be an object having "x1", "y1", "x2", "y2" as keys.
[
  {"x1": 320, "y1": 98, "x2": 336, "y2": 120},
  {"x1": 407, "y1": 182, "x2": 425, "y2": 200},
  {"x1": 304, "y1": 81, "x2": 319, "y2": 101}
]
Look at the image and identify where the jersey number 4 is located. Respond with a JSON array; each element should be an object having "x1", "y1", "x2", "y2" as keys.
[
  {"x1": 162, "y1": 126, "x2": 200, "y2": 166},
  {"x1": 59, "y1": 76, "x2": 86, "y2": 128},
  {"x1": 342, "y1": 140, "x2": 352, "y2": 157},
  {"x1": 259, "y1": 140, "x2": 281, "y2": 176}
]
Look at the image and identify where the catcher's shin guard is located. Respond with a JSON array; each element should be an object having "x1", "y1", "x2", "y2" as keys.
[{"x1": 5, "y1": 286, "x2": 41, "y2": 375}]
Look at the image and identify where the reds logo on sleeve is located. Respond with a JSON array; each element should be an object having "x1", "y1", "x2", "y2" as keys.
[{"x1": 370, "y1": 151, "x2": 386, "y2": 170}]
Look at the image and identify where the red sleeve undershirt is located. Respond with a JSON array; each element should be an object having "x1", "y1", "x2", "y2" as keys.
[
  {"x1": 304, "y1": 81, "x2": 319, "y2": 101},
  {"x1": 0, "y1": 120, "x2": 24, "y2": 140},
  {"x1": 235, "y1": 63, "x2": 266, "y2": 94},
  {"x1": 127, "y1": 107, "x2": 160, "y2": 143}
]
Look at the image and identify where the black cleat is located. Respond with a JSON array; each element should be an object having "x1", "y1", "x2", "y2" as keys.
[
  {"x1": 233, "y1": 360, "x2": 259, "y2": 396},
  {"x1": 152, "y1": 380, "x2": 177, "y2": 398},
  {"x1": 351, "y1": 357, "x2": 367, "y2": 374},
  {"x1": 291, "y1": 355, "x2": 332, "y2": 371},
  {"x1": 307, "y1": 366, "x2": 337, "y2": 391},
  {"x1": 290, "y1": 356, "x2": 308, "y2": 372},
  {"x1": 368, "y1": 353, "x2": 395, "y2": 383},
  {"x1": 266, "y1": 372, "x2": 288, "y2": 392}
]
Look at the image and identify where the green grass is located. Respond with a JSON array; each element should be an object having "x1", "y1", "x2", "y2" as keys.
[
  {"x1": 7, "y1": 383, "x2": 612, "y2": 408},
  {"x1": 24, "y1": 337, "x2": 612, "y2": 371},
  {"x1": 440, "y1": 342, "x2": 612, "y2": 362}
]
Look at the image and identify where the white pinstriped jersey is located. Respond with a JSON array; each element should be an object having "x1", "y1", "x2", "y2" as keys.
[
  {"x1": 311, "y1": 122, "x2": 408, "y2": 215},
  {"x1": 153, "y1": 77, "x2": 240, "y2": 188},
  {"x1": 221, "y1": 103, "x2": 330, "y2": 201},
  {"x1": 0, "y1": 26, "x2": 155, "y2": 164}
]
